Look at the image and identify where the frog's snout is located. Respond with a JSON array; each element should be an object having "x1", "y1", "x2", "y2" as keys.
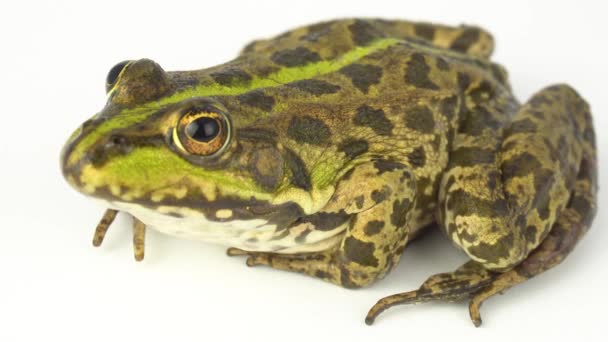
[
  {"x1": 60, "y1": 120, "x2": 128, "y2": 187},
  {"x1": 88, "y1": 134, "x2": 133, "y2": 167}
]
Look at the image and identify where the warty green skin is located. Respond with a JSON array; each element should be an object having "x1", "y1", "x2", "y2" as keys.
[{"x1": 60, "y1": 18, "x2": 597, "y2": 326}]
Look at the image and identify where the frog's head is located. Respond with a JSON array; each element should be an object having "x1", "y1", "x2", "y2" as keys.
[{"x1": 61, "y1": 59, "x2": 313, "y2": 239}]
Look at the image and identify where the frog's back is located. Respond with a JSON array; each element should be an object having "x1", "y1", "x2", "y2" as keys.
[
  {"x1": 162, "y1": 18, "x2": 518, "y2": 232},
  {"x1": 194, "y1": 19, "x2": 519, "y2": 231},
  {"x1": 240, "y1": 18, "x2": 495, "y2": 60}
]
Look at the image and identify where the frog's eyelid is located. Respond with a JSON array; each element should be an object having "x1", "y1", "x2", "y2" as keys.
[
  {"x1": 105, "y1": 60, "x2": 134, "y2": 95},
  {"x1": 172, "y1": 126, "x2": 188, "y2": 153}
]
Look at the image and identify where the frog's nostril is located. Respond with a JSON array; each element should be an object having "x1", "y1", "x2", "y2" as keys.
[
  {"x1": 109, "y1": 134, "x2": 127, "y2": 146},
  {"x1": 105, "y1": 134, "x2": 133, "y2": 156}
]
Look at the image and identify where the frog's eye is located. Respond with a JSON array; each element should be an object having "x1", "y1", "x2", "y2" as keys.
[
  {"x1": 173, "y1": 110, "x2": 231, "y2": 157},
  {"x1": 105, "y1": 60, "x2": 133, "y2": 93}
]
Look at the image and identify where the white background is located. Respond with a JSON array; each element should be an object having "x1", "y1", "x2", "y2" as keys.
[{"x1": 1, "y1": 1, "x2": 607, "y2": 341}]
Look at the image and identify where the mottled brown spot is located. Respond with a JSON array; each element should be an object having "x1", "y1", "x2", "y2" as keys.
[
  {"x1": 502, "y1": 152, "x2": 551, "y2": 192},
  {"x1": 283, "y1": 148, "x2": 311, "y2": 190},
  {"x1": 339, "y1": 63, "x2": 383, "y2": 93},
  {"x1": 507, "y1": 118, "x2": 538, "y2": 135},
  {"x1": 404, "y1": 53, "x2": 439, "y2": 90},
  {"x1": 524, "y1": 225, "x2": 538, "y2": 243},
  {"x1": 348, "y1": 19, "x2": 382, "y2": 46},
  {"x1": 249, "y1": 147, "x2": 284, "y2": 191},
  {"x1": 354, "y1": 105, "x2": 393, "y2": 135},
  {"x1": 315, "y1": 270, "x2": 331, "y2": 279},
  {"x1": 371, "y1": 186, "x2": 390, "y2": 203},
  {"x1": 338, "y1": 139, "x2": 369, "y2": 159},
  {"x1": 408, "y1": 147, "x2": 426, "y2": 168},
  {"x1": 529, "y1": 94, "x2": 552, "y2": 107},
  {"x1": 339, "y1": 268, "x2": 359, "y2": 289},
  {"x1": 297, "y1": 210, "x2": 351, "y2": 232},
  {"x1": 436, "y1": 57, "x2": 450, "y2": 71},
  {"x1": 287, "y1": 116, "x2": 331, "y2": 145},
  {"x1": 343, "y1": 236, "x2": 378, "y2": 267},
  {"x1": 210, "y1": 68, "x2": 251, "y2": 86},
  {"x1": 271, "y1": 47, "x2": 321, "y2": 67},
  {"x1": 301, "y1": 22, "x2": 333, "y2": 42},
  {"x1": 491, "y1": 64, "x2": 507, "y2": 84},
  {"x1": 467, "y1": 232, "x2": 514, "y2": 263},
  {"x1": 364, "y1": 220, "x2": 385, "y2": 236},
  {"x1": 355, "y1": 195, "x2": 365, "y2": 209},
  {"x1": 470, "y1": 81, "x2": 495, "y2": 103},
  {"x1": 450, "y1": 28, "x2": 481, "y2": 54},
  {"x1": 487, "y1": 171, "x2": 499, "y2": 191},
  {"x1": 390, "y1": 199, "x2": 411, "y2": 227},
  {"x1": 450, "y1": 147, "x2": 495, "y2": 167},
  {"x1": 458, "y1": 106, "x2": 501, "y2": 135},
  {"x1": 515, "y1": 214, "x2": 527, "y2": 230},
  {"x1": 237, "y1": 90, "x2": 275, "y2": 111},
  {"x1": 414, "y1": 23, "x2": 436, "y2": 40},
  {"x1": 569, "y1": 194, "x2": 593, "y2": 223},
  {"x1": 448, "y1": 189, "x2": 509, "y2": 218},
  {"x1": 373, "y1": 159, "x2": 406, "y2": 175},
  {"x1": 457, "y1": 72, "x2": 471, "y2": 90},
  {"x1": 405, "y1": 105, "x2": 435, "y2": 133},
  {"x1": 440, "y1": 95, "x2": 459, "y2": 120},
  {"x1": 288, "y1": 79, "x2": 341, "y2": 95}
]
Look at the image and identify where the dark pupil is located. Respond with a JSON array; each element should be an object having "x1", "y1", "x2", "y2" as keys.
[
  {"x1": 186, "y1": 117, "x2": 220, "y2": 142},
  {"x1": 106, "y1": 60, "x2": 131, "y2": 89}
]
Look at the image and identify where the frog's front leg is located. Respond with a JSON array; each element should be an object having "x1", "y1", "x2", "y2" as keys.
[
  {"x1": 229, "y1": 160, "x2": 416, "y2": 288},
  {"x1": 91, "y1": 209, "x2": 147, "y2": 262},
  {"x1": 366, "y1": 85, "x2": 596, "y2": 326}
]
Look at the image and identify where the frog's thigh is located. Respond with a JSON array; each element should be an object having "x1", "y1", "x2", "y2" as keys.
[
  {"x1": 229, "y1": 160, "x2": 416, "y2": 288},
  {"x1": 442, "y1": 85, "x2": 590, "y2": 271},
  {"x1": 469, "y1": 91, "x2": 597, "y2": 325},
  {"x1": 367, "y1": 85, "x2": 596, "y2": 326}
]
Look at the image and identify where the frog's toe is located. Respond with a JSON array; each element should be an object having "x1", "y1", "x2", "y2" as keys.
[
  {"x1": 245, "y1": 254, "x2": 271, "y2": 267},
  {"x1": 365, "y1": 261, "x2": 496, "y2": 325},
  {"x1": 365, "y1": 289, "x2": 419, "y2": 325},
  {"x1": 92, "y1": 209, "x2": 118, "y2": 247},
  {"x1": 226, "y1": 248, "x2": 273, "y2": 267},
  {"x1": 132, "y1": 218, "x2": 146, "y2": 262},
  {"x1": 226, "y1": 247, "x2": 249, "y2": 257},
  {"x1": 468, "y1": 298, "x2": 483, "y2": 327},
  {"x1": 91, "y1": 209, "x2": 147, "y2": 262}
]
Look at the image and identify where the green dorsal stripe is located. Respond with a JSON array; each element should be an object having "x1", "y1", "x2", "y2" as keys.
[
  {"x1": 159, "y1": 38, "x2": 399, "y2": 102},
  {"x1": 68, "y1": 38, "x2": 400, "y2": 166}
]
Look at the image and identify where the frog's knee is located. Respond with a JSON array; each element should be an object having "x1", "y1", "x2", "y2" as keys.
[
  {"x1": 335, "y1": 251, "x2": 392, "y2": 289},
  {"x1": 529, "y1": 84, "x2": 591, "y2": 121},
  {"x1": 461, "y1": 230, "x2": 527, "y2": 272},
  {"x1": 335, "y1": 265, "x2": 381, "y2": 289}
]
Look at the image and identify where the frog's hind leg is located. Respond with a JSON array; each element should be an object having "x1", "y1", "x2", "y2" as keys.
[
  {"x1": 365, "y1": 261, "x2": 496, "y2": 325},
  {"x1": 366, "y1": 85, "x2": 597, "y2": 326},
  {"x1": 469, "y1": 154, "x2": 597, "y2": 326},
  {"x1": 366, "y1": 154, "x2": 597, "y2": 326}
]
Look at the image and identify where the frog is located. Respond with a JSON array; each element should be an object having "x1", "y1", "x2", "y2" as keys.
[{"x1": 60, "y1": 18, "x2": 597, "y2": 326}]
